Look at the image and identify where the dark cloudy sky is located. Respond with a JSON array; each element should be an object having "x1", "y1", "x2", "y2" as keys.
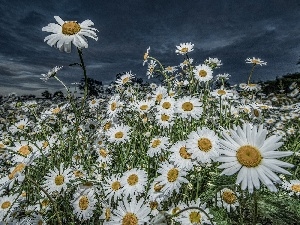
[{"x1": 0, "y1": 0, "x2": 299, "y2": 96}]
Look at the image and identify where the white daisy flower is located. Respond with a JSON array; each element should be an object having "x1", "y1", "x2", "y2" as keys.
[
  {"x1": 152, "y1": 85, "x2": 168, "y2": 103},
  {"x1": 147, "y1": 136, "x2": 169, "y2": 157},
  {"x1": 204, "y1": 57, "x2": 223, "y2": 69},
  {"x1": 72, "y1": 188, "x2": 97, "y2": 221},
  {"x1": 103, "y1": 174, "x2": 123, "y2": 203},
  {"x1": 177, "y1": 199, "x2": 213, "y2": 225},
  {"x1": 245, "y1": 57, "x2": 267, "y2": 66},
  {"x1": 0, "y1": 194, "x2": 19, "y2": 221},
  {"x1": 105, "y1": 124, "x2": 131, "y2": 144},
  {"x1": 216, "y1": 188, "x2": 239, "y2": 212},
  {"x1": 42, "y1": 163, "x2": 74, "y2": 194},
  {"x1": 218, "y1": 123, "x2": 294, "y2": 193},
  {"x1": 211, "y1": 87, "x2": 234, "y2": 99},
  {"x1": 9, "y1": 118, "x2": 31, "y2": 134},
  {"x1": 154, "y1": 162, "x2": 188, "y2": 196},
  {"x1": 147, "y1": 60, "x2": 157, "y2": 78},
  {"x1": 175, "y1": 42, "x2": 194, "y2": 55},
  {"x1": 282, "y1": 180, "x2": 300, "y2": 196},
  {"x1": 42, "y1": 16, "x2": 98, "y2": 53},
  {"x1": 168, "y1": 140, "x2": 194, "y2": 171},
  {"x1": 0, "y1": 162, "x2": 26, "y2": 190},
  {"x1": 193, "y1": 64, "x2": 213, "y2": 82},
  {"x1": 40, "y1": 66, "x2": 63, "y2": 82},
  {"x1": 115, "y1": 71, "x2": 135, "y2": 86},
  {"x1": 106, "y1": 95, "x2": 122, "y2": 118},
  {"x1": 143, "y1": 46, "x2": 150, "y2": 66},
  {"x1": 156, "y1": 96, "x2": 176, "y2": 114},
  {"x1": 108, "y1": 196, "x2": 151, "y2": 225},
  {"x1": 120, "y1": 168, "x2": 148, "y2": 198},
  {"x1": 186, "y1": 127, "x2": 220, "y2": 164},
  {"x1": 175, "y1": 96, "x2": 203, "y2": 120},
  {"x1": 180, "y1": 58, "x2": 194, "y2": 69},
  {"x1": 155, "y1": 112, "x2": 175, "y2": 128}
]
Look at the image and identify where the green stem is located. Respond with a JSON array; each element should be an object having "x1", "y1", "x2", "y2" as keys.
[
  {"x1": 26, "y1": 177, "x2": 62, "y2": 225},
  {"x1": 247, "y1": 64, "x2": 256, "y2": 84}
]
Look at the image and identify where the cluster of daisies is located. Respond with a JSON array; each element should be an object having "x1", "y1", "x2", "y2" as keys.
[{"x1": 0, "y1": 16, "x2": 299, "y2": 224}]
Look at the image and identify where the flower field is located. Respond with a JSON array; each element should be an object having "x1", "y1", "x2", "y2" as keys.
[{"x1": 0, "y1": 16, "x2": 299, "y2": 225}]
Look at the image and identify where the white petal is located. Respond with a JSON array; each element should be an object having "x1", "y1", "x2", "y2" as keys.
[
  {"x1": 219, "y1": 162, "x2": 241, "y2": 175},
  {"x1": 54, "y1": 16, "x2": 64, "y2": 25},
  {"x1": 236, "y1": 166, "x2": 247, "y2": 184}
]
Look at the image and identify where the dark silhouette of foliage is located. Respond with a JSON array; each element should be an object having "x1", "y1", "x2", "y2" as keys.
[
  {"x1": 78, "y1": 77, "x2": 103, "y2": 97},
  {"x1": 41, "y1": 90, "x2": 52, "y2": 99},
  {"x1": 53, "y1": 91, "x2": 64, "y2": 99}
]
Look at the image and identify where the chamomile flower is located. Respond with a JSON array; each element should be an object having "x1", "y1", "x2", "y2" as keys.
[
  {"x1": 216, "y1": 188, "x2": 239, "y2": 212},
  {"x1": 152, "y1": 85, "x2": 168, "y2": 103},
  {"x1": 72, "y1": 188, "x2": 97, "y2": 221},
  {"x1": 0, "y1": 162, "x2": 26, "y2": 190},
  {"x1": 175, "y1": 96, "x2": 203, "y2": 119},
  {"x1": 154, "y1": 162, "x2": 188, "y2": 196},
  {"x1": 193, "y1": 64, "x2": 213, "y2": 82},
  {"x1": 156, "y1": 96, "x2": 176, "y2": 114},
  {"x1": 108, "y1": 196, "x2": 151, "y2": 225},
  {"x1": 42, "y1": 163, "x2": 74, "y2": 194},
  {"x1": 0, "y1": 194, "x2": 19, "y2": 221},
  {"x1": 9, "y1": 141, "x2": 37, "y2": 164},
  {"x1": 103, "y1": 174, "x2": 123, "y2": 203},
  {"x1": 211, "y1": 87, "x2": 234, "y2": 99},
  {"x1": 147, "y1": 60, "x2": 157, "y2": 78},
  {"x1": 120, "y1": 168, "x2": 148, "y2": 198},
  {"x1": 204, "y1": 57, "x2": 223, "y2": 69},
  {"x1": 105, "y1": 124, "x2": 131, "y2": 144},
  {"x1": 115, "y1": 71, "x2": 135, "y2": 86},
  {"x1": 245, "y1": 57, "x2": 267, "y2": 66},
  {"x1": 187, "y1": 127, "x2": 220, "y2": 164},
  {"x1": 147, "y1": 136, "x2": 169, "y2": 157},
  {"x1": 155, "y1": 112, "x2": 175, "y2": 128},
  {"x1": 135, "y1": 99, "x2": 154, "y2": 114},
  {"x1": 40, "y1": 66, "x2": 63, "y2": 82},
  {"x1": 175, "y1": 42, "x2": 194, "y2": 55},
  {"x1": 88, "y1": 98, "x2": 101, "y2": 109},
  {"x1": 168, "y1": 141, "x2": 193, "y2": 170},
  {"x1": 218, "y1": 123, "x2": 294, "y2": 193},
  {"x1": 42, "y1": 16, "x2": 98, "y2": 53},
  {"x1": 282, "y1": 179, "x2": 300, "y2": 196},
  {"x1": 106, "y1": 95, "x2": 122, "y2": 118},
  {"x1": 9, "y1": 118, "x2": 30, "y2": 134}
]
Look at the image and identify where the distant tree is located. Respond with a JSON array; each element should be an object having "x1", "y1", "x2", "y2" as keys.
[
  {"x1": 78, "y1": 77, "x2": 103, "y2": 97},
  {"x1": 53, "y1": 91, "x2": 64, "y2": 99},
  {"x1": 41, "y1": 90, "x2": 52, "y2": 99}
]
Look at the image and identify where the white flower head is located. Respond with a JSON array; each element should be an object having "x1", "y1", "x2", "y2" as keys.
[{"x1": 175, "y1": 42, "x2": 194, "y2": 55}]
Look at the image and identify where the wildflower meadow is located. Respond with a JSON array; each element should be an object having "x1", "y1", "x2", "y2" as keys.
[{"x1": 0, "y1": 16, "x2": 300, "y2": 225}]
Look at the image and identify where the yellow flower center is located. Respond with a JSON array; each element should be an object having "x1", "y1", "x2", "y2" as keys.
[
  {"x1": 199, "y1": 70, "x2": 207, "y2": 77},
  {"x1": 291, "y1": 184, "x2": 300, "y2": 193},
  {"x1": 111, "y1": 181, "x2": 121, "y2": 190},
  {"x1": 253, "y1": 109, "x2": 260, "y2": 117},
  {"x1": 21, "y1": 191, "x2": 26, "y2": 197},
  {"x1": 115, "y1": 131, "x2": 124, "y2": 139},
  {"x1": 198, "y1": 138, "x2": 212, "y2": 152},
  {"x1": 179, "y1": 146, "x2": 191, "y2": 159},
  {"x1": 150, "y1": 201, "x2": 158, "y2": 210},
  {"x1": 143, "y1": 52, "x2": 149, "y2": 61},
  {"x1": 151, "y1": 139, "x2": 161, "y2": 148},
  {"x1": 222, "y1": 190, "x2": 237, "y2": 204},
  {"x1": 99, "y1": 149, "x2": 108, "y2": 157},
  {"x1": 154, "y1": 183, "x2": 164, "y2": 192},
  {"x1": 236, "y1": 145, "x2": 262, "y2": 167},
  {"x1": 8, "y1": 163, "x2": 26, "y2": 180},
  {"x1": 104, "y1": 122, "x2": 111, "y2": 130},
  {"x1": 181, "y1": 47, "x2": 189, "y2": 53},
  {"x1": 17, "y1": 124, "x2": 25, "y2": 130},
  {"x1": 74, "y1": 170, "x2": 83, "y2": 177},
  {"x1": 217, "y1": 90, "x2": 226, "y2": 95},
  {"x1": 38, "y1": 220, "x2": 43, "y2": 225},
  {"x1": 110, "y1": 102, "x2": 117, "y2": 111},
  {"x1": 156, "y1": 94, "x2": 163, "y2": 102},
  {"x1": 122, "y1": 77, "x2": 130, "y2": 84},
  {"x1": 127, "y1": 174, "x2": 138, "y2": 186},
  {"x1": 42, "y1": 141, "x2": 49, "y2": 149},
  {"x1": 167, "y1": 168, "x2": 179, "y2": 182},
  {"x1": 54, "y1": 175, "x2": 65, "y2": 185},
  {"x1": 161, "y1": 114, "x2": 170, "y2": 121},
  {"x1": 41, "y1": 199, "x2": 50, "y2": 207},
  {"x1": 182, "y1": 102, "x2": 194, "y2": 111},
  {"x1": 1, "y1": 201, "x2": 11, "y2": 209},
  {"x1": 162, "y1": 102, "x2": 171, "y2": 109},
  {"x1": 105, "y1": 207, "x2": 111, "y2": 221},
  {"x1": 62, "y1": 21, "x2": 81, "y2": 35},
  {"x1": 140, "y1": 105, "x2": 149, "y2": 111},
  {"x1": 91, "y1": 99, "x2": 97, "y2": 104},
  {"x1": 171, "y1": 206, "x2": 181, "y2": 215},
  {"x1": 18, "y1": 145, "x2": 32, "y2": 157},
  {"x1": 248, "y1": 83, "x2": 256, "y2": 87},
  {"x1": 0, "y1": 143, "x2": 5, "y2": 148},
  {"x1": 79, "y1": 196, "x2": 89, "y2": 210},
  {"x1": 52, "y1": 107, "x2": 61, "y2": 114},
  {"x1": 189, "y1": 211, "x2": 201, "y2": 223},
  {"x1": 122, "y1": 213, "x2": 138, "y2": 225}
]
